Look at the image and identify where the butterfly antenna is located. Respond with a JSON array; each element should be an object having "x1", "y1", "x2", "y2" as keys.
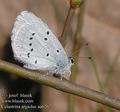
[
  {"x1": 79, "y1": 56, "x2": 92, "y2": 59},
  {"x1": 71, "y1": 42, "x2": 89, "y2": 57}
]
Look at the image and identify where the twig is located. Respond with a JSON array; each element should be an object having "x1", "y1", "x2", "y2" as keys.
[
  {"x1": 60, "y1": 7, "x2": 73, "y2": 46},
  {"x1": 85, "y1": 47, "x2": 104, "y2": 92},
  {"x1": 104, "y1": 48, "x2": 120, "y2": 87},
  {"x1": 67, "y1": 2, "x2": 86, "y2": 112},
  {"x1": 0, "y1": 59, "x2": 120, "y2": 110}
]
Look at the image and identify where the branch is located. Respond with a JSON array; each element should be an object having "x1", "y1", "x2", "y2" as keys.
[
  {"x1": 59, "y1": 7, "x2": 73, "y2": 47},
  {"x1": 0, "y1": 59, "x2": 120, "y2": 110}
]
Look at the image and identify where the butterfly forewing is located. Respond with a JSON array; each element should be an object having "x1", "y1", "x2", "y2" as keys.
[{"x1": 11, "y1": 11, "x2": 69, "y2": 71}]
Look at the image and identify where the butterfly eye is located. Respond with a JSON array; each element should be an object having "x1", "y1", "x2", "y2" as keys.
[
  {"x1": 71, "y1": 58, "x2": 74, "y2": 64},
  {"x1": 68, "y1": 57, "x2": 74, "y2": 64}
]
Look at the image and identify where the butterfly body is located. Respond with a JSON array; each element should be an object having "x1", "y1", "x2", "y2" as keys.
[{"x1": 11, "y1": 11, "x2": 73, "y2": 76}]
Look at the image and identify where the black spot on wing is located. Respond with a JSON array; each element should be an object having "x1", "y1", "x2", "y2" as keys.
[
  {"x1": 47, "y1": 31, "x2": 49, "y2": 35},
  {"x1": 32, "y1": 33, "x2": 35, "y2": 36},
  {"x1": 29, "y1": 37, "x2": 33, "y2": 40},
  {"x1": 31, "y1": 48, "x2": 33, "y2": 52},
  {"x1": 35, "y1": 60, "x2": 37, "y2": 64},
  {"x1": 46, "y1": 53, "x2": 49, "y2": 56},
  {"x1": 44, "y1": 38, "x2": 48, "y2": 40},
  {"x1": 29, "y1": 43, "x2": 32, "y2": 46},
  {"x1": 27, "y1": 53, "x2": 30, "y2": 58},
  {"x1": 56, "y1": 50, "x2": 59, "y2": 53}
]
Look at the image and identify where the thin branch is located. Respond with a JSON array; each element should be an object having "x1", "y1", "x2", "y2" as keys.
[
  {"x1": 67, "y1": 3, "x2": 86, "y2": 112},
  {"x1": 60, "y1": 7, "x2": 73, "y2": 46},
  {"x1": 104, "y1": 48, "x2": 120, "y2": 87},
  {"x1": 85, "y1": 46, "x2": 104, "y2": 92},
  {"x1": 61, "y1": 7, "x2": 71, "y2": 38},
  {"x1": 0, "y1": 59, "x2": 120, "y2": 110}
]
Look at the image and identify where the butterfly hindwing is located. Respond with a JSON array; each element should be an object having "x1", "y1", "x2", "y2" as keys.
[{"x1": 11, "y1": 11, "x2": 68, "y2": 71}]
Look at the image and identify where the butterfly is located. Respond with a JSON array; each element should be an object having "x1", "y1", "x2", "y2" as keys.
[{"x1": 11, "y1": 11, "x2": 73, "y2": 78}]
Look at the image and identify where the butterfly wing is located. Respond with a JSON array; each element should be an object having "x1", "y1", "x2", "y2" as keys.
[{"x1": 11, "y1": 11, "x2": 69, "y2": 72}]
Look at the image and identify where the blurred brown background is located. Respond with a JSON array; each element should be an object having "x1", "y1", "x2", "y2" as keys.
[{"x1": 0, "y1": 0, "x2": 120, "y2": 112}]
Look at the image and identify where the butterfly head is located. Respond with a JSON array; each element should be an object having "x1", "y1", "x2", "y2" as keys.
[
  {"x1": 60, "y1": 57, "x2": 74, "y2": 75},
  {"x1": 61, "y1": 56, "x2": 74, "y2": 75},
  {"x1": 51, "y1": 56, "x2": 74, "y2": 76}
]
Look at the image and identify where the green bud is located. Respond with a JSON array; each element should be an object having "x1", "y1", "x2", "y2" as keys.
[{"x1": 70, "y1": 0, "x2": 83, "y2": 9}]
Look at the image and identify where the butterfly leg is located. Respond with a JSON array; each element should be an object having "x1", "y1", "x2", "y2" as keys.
[
  {"x1": 60, "y1": 76, "x2": 63, "y2": 80},
  {"x1": 43, "y1": 72, "x2": 49, "y2": 77},
  {"x1": 53, "y1": 73, "x2": 63, "y2": 80}
]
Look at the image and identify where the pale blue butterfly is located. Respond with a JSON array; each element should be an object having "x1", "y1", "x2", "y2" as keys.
[{"x1": 11, "y1": 11, "x2": 73, "y2": 77}]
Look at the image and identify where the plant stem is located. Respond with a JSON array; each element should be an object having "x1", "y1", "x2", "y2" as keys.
[
  {"x1": 0, "y1": 60, "x2": 120, "y2": 110},
  {"x1": 67, "y1": 1, "x2": 86, "y2": 112},
  {"x1": 60, "y1": 7, "x2": 73, "y2": 46},
  {"x1": 85, "y1": 47, "x2": 104, "y2": 92},
  {"x1": 104, "y1": 49, "x2": 120, "y2": 87}
]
